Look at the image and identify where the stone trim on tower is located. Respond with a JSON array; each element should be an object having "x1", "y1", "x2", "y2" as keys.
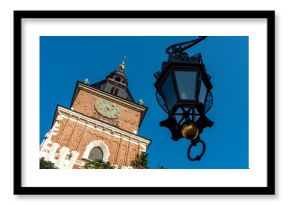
[
  {"x1": 55, "y1": 105, "x2": 151, "y2": 146},
  {"x1": 40, "y1": 105, "x2": 151, "y2": 169}
]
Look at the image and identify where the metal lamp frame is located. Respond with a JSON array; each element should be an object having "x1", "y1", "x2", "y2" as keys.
[{"x1": 154, "y1": 37, "x2": 214, "y2": 161}]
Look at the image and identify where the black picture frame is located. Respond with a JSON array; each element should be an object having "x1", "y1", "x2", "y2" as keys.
[{"x1": 14, "y1": 10, "x2": 275, "y2": 195}]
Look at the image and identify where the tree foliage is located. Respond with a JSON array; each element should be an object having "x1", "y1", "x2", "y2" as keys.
[
  {"x1": 131, "y1": 152, "x2": 149, "y2": 169},
  {"x1": 40, "y1": 157, "x2": 56, "y2": 169},
  {"x1": 84, "y1": 160, "x2": 115, "y2": 169},
  {"x1": 156, "y1": 165, "x2": 166, "y2": 169}
]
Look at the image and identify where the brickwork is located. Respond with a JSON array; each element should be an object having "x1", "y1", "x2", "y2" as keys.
[
  {"x1": 40, "y1": 76, "x2": 150, "y2": 169},
  {"x1": 72, "y1": 89, "x2": 142, "y2": 133},
  {"x1": 50, "y1": 116, "x2": 145, "y2": 168}
]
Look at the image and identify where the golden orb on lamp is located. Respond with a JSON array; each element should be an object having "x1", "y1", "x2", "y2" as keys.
[{"x1": 181, "y1": 123, "x2": 199, "y2": 140}]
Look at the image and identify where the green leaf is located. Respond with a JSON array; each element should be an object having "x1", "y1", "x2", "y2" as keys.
[
  {"x1": 40, "y1": 158, "x2": 56, "y2": 169},
  {"x1": 130, "y1": 152, "x2": 148, "y2": 169},
  {"x1": 84, "y1": 159, "x2": 115, "y2": 169}
]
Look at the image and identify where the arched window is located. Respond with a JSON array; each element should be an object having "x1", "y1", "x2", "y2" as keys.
[
  {"x1": 88, "y1": 146, "x2": 103, "y2": 161},
  {"x1": 82, "y1": 140, "x2": 110, "y2": 162},
  {"x1": 110, "y1": 87, "x2": 119, "y2": 96},
  {"x1": 115, "y1": 76, "x2": 121, "y2": 82}
]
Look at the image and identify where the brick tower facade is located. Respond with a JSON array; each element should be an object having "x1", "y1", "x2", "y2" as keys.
[{"x1": 40, "y1": 60, "x2": 151, "y2": 169}]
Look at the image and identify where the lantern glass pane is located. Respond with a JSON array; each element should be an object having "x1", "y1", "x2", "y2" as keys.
[
  {"x1": 160, "y1": 74, "x2": 177, "y2": 110},
  {"x1": 199, "y1": 80, "x2": 208, "y2": 104},
  {"x1": 175, "y1": 71, "x2": 198, "y2": 100}
]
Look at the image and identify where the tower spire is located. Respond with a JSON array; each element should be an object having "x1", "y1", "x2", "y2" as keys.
[
  {"x1": 91, "y1": 56, "x2": 134, "y2": 102},
  {"x1": 117, "y1": 56, "x2": 127, "y2": 72}
]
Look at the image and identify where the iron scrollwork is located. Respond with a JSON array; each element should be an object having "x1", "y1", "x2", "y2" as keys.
[
  {"x1": 205, "y1": 91, "x2": 213, "y2": 114},
  {"x1": 156, "y1": 91, "x2": 169, "y2": 113}
]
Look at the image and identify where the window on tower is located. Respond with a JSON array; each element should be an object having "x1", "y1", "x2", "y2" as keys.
[
  {"x1": 110, "y1": 87, "x2": 119, "y2": 96},
  {"x1": 88, "y1": 146, "x2": 104, "y2": 161},
  {"x1": 115, "y1": 76, "x2": 121, "y2": 82}
]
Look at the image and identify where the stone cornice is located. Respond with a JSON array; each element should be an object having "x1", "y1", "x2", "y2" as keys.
[{"x1": 55, "y1": 105, "x2": 151, "y2": 146}]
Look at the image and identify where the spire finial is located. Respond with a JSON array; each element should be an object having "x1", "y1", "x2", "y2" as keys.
[
  {"x1": 122, "y1": 56, "x2": 127, "y2": 64},
  {"x1": 118, "y1": 56, "x2": 127, "y2": 72}
]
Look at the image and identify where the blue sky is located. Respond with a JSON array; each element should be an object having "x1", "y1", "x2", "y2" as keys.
[{"x1": 40, "y1": 36, "x2": 248, "y2": 169}]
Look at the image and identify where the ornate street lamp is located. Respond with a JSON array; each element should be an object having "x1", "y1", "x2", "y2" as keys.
[{"x1": 154, "y1": 36, "x2": 214, "y2": 161}]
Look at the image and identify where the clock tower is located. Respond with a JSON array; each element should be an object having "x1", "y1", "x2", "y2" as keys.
[{"x1": 40, "y1": 60, "x2": 151, "y2": 169}]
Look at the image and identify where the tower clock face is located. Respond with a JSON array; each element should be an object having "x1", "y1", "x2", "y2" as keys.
[{"x1": 94, "y1": 101, "x2": 120, "y2": 119}]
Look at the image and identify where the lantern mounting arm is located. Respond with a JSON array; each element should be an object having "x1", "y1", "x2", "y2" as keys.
[{"x1": 165, "y1": 36, "x2": 207, "y2": 55}]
